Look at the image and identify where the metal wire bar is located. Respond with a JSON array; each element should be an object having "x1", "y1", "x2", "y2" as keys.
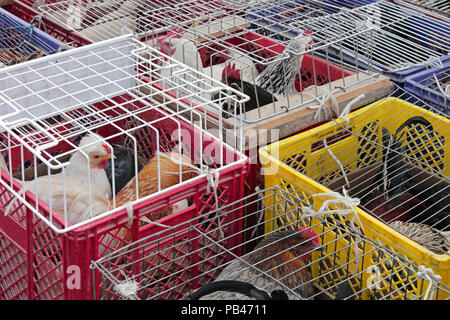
[{"x1": 26, "y1": 0, "x2": 385, "y2": 122}]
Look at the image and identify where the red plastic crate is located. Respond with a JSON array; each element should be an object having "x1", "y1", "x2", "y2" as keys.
[{"x1": 0, "y1": 94, "x2": 248, "y2": 300}]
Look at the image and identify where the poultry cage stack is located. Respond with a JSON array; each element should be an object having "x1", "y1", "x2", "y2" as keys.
[
  {"x1": 0, "y1": 5, "x2": 69, "y2": 68},
  {"x1": 404, "y1": 54, "x2": 450, "y2": 114},
  {"x1": 0, "y1": 35, "x2": 249, "y2": 300},
  {"x1": 26, "y1": 0, "x2": 396, "y2": 230},
  {"x1": 259, "y1": 87, "x2": 450, "y2": 298},
  {"x1": 247, "y1": 0, "x2": 449, "y2": 86},
  {"x1": 90, "y1": 186, "x2": 449, "y2": 300}
]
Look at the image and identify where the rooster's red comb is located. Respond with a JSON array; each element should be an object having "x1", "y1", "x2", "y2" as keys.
[
  {"x1": 302, "y1": 30, "x2": 313, "y2": 36},
  {"x1": 222, "y1": 63, "x2": 241, "y2": 81},
  {"x1": 102, "y1": 144, "x2": 111, "y2": 154},
  {"x1": 157, "y1": 29, "x2": 183, "y2": 44},
  {"x1": 297, "y1": 226, "x2": 319, "y2": 244}
]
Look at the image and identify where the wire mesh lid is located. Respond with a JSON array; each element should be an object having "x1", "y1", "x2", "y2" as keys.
[{"x1": 393, "y1": 0, "x2": 450, "y2": 18}]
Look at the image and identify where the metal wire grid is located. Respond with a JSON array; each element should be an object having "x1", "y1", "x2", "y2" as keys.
[
  {"x1": 0, "y1": 7, "x2": 64, "y2": 67},
  {"x1": 28, "y1": 0, "x2": 382, "y2": 123},
  {"x1": 269, "y1": 86, "x2": 449, "y2": 233},
  {"x1": 393, "y1": 0, "x2": 450, "y2": 17},
  {"x1": 90, "y1": 186, "x2": 449, "y2": 300},
  {"x1": 284, "y1": 0, "x2": 449, "y2": 73},
  {"x1": 0, "y1": 34, "x2": 248, "y2": 233}
]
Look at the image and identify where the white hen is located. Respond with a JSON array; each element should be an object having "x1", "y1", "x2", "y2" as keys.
[
  {"x1": 0, "y1": 152, "x2": 7, "y2": 173},
  {"x1": 4, "y1": 133, "x2": 113, "y2": 225}
]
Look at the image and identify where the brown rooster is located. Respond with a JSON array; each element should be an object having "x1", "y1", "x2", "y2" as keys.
[
  {"x1": 196, "y1": 228, "x2": 321, "y2": 300},
  {"x1": 113, "y1": 151, "x2": 198, "y2": 223}
]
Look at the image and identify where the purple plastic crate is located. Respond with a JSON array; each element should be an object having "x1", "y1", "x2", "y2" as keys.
[
  {"x1": 404, "y1": 54, "x2": 450, "y2": 113},
  {"x1": 0, "y1": 6, "x2": 67, "y2": 66}
]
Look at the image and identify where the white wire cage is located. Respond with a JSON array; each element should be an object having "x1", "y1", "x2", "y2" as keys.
[
  {"x1": 31, "y1": 0, "x2": 390, "y2": 124},
  {"x1": 90, "y1": 186, "x2": 449, "y2": 300},
  {"x1": 0, "y1": 6, "x2": 68, "y2": 68},
  {"x1": 0, "y1": 34, "x2": 249, "y2": 234}
]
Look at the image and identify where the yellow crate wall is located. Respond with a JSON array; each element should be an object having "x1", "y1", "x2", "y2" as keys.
[{"x1": 260, "y1": 98, "x2": 449, "y2": 299}]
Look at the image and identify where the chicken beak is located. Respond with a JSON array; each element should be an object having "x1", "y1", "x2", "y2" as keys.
[{"x1": 103, "y1": 154, "x2": 116, "y2": 161}]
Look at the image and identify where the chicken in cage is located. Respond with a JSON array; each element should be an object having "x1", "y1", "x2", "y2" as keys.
[
  {"x1": 0, "y1": 6, "x2": 69, "y2": 68},
  {"x1": 90, "y1": 186, "x2": 448, "y2": 300},
  {"x1": 247, "y1": 0, "x2": 449, "y2": 85},
  {"x1": 405, "y1": 54, "x2": 450, "y2": 114},
  {"x1": 30, "y1": 0, "x2": 391, "y2": 125},
  {"x1": 259, "y1": 86, "x2": 450, "y2": 293},
  {"x1": 0, "y1": 35, "x2": 249, "y2": 300}
]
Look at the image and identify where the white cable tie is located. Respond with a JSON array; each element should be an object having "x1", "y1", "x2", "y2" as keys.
[
  {"x1": 338, "y1": 94, "x2": 366, "y2": 127},
  {"x1": 417, "y1": 266, "x2": 442, "y2": 300},
  {"x1": 139, "y1": 215, "x2": 170, "y2": 228},
  {"x1": 433, "y1": 73, "x2": 450, "y2": 99},
  {"x1": 322, "y1": 139, "x2": 351, "y2": 188},
  {"x1": 366, "y1": 265, "x2": 382, "y2": 290},
  {"x1": 390, "y1": 57, "x2": 443, "y2": 72},
  {"x1": 303, "y1": 188, "x2": 363, "y2": 273},
  {"x1": 306, "y1": 92, "x2": 336, "y2": 121},
  {"x1": 125, "y1": 202, "x2": 134, "y2": 227}
]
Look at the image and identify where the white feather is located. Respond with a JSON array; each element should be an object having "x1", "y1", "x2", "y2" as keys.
[
  {"x1": 66, "y1": 133, "x2": 112, "y2": 200},
  {"x1": 0, "y1": 153, "x2": 7, "y2": 173},
  {"x1": 3, "y1": 133, "x2": 112, "y2": 224}
]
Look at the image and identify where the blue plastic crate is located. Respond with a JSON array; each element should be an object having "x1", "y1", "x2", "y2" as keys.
[
  {"x1": 0, "y1": 7, "x2": 67, "y2": 67},
  {"x1": 246, "y1": 0, "x2": 450, "y2": 86},
  {"x1": 404, "y1": 54, "x2": 450, "y2": 113}
]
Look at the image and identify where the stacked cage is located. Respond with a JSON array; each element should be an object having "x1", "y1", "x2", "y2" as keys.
[
  {"x1": 91, "y1": 187, "x2": 449, "y2": 300},
  {"x1": 259, "y1": 88, "x2": 450, "y2": 298},
  {"x1": 20, "y1": 1, "x2": 398, "y2": 243},
  {"x1": 31, "y1": 0, "x2": 385, "y2": 122},
  {"x1": 0, "y1": 35, "x2": 249, "y2": 299}
]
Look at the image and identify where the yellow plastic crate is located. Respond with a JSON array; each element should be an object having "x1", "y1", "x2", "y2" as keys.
[{"x1": 259, "y1": 97, "x2": 449, "y2": 299}]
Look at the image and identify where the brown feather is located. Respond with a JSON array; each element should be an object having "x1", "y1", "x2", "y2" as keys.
[
  {"x1": 113, "y1": 152, "x2": 198, "y2": 209},
  {"x1": 112, "y1": 152, "x2": 198, "y2": 245}
]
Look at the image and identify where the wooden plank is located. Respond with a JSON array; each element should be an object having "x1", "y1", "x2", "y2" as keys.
[
  {"x1": 237, "y1": 74, "x2": 395, "y2": 149},
  {"x1": 138, "y1": 73, "x2": 394, "y2": 150}
]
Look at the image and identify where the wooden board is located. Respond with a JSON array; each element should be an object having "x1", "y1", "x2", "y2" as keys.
[{"x1": 138, "y1": 73, "x2": 394, "y2": 151}]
